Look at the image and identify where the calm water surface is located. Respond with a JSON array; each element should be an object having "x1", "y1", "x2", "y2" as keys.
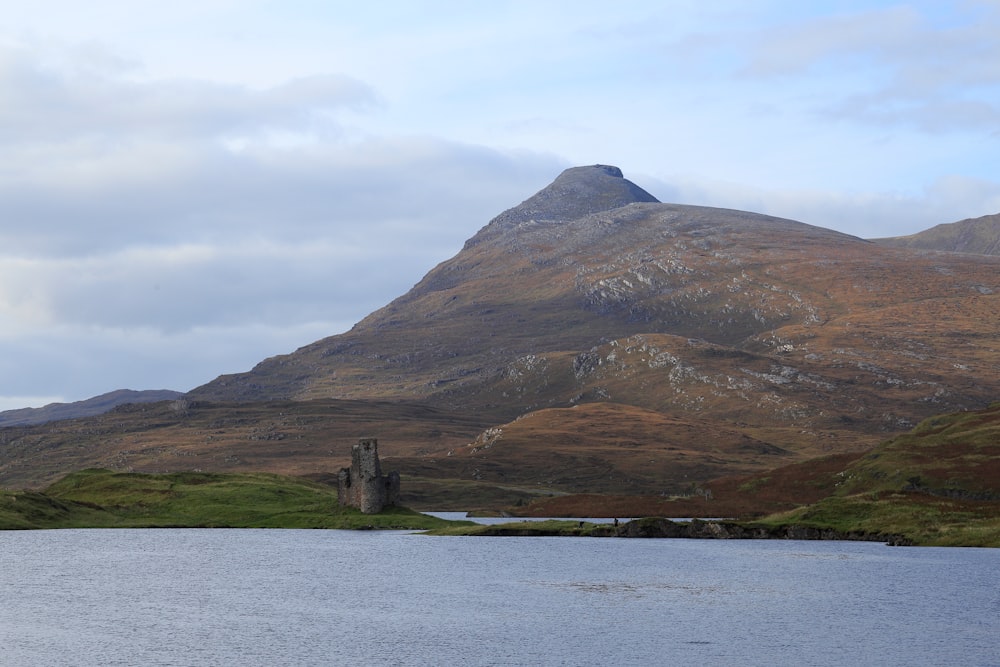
[{"x1": 1, "y1": 529, "x2": 998, "y2": 666}]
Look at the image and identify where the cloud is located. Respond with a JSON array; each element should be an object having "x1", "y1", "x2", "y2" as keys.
[
  {"x1": 639, "y1": 172, "x2": 1000, "y2": 239},
  {"x1": 0, "y1": 38, "x2": 568, "y2": 401},
  {"x1": 2, "y1": 236, "x2": 450, "y2": 332},
  {"x1": 0, "y1": 45, "x2": 376, "y2": 146},
  {"x1": 0, "y1": 134, "x2": 564, "y2": 397},
  {"x1": 731, "y1": 4, "x2": 1000, "y2": 133},
  {"x1": 0, "y1": 320, "x2": 350, "y2": 402},
  {"x1": 738, "y1": 6, "x2": 923, "y2": 78}
]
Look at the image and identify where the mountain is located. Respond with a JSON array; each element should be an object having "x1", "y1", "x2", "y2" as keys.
[
  {"x1": 190, "y1": 165, "x2": 1000, "y2": 450},
  {"x1": 873, "y1": 213, "x2": 1000, "y2": 255},
  {"x1": 0, "y1": 389, "x2": 183, "y2": 427},
  {"x1": 3, "y1": 165, "x2": 1000, "y2": 507}
]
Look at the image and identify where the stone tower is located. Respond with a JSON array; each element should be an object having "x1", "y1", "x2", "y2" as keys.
[{"x1": 337, "y1": 438, "x2": 400, "y2": 514}]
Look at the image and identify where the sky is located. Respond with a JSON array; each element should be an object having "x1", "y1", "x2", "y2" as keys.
[{"x1": 2, "y1": 1, "x2": 999, "y2": 410}]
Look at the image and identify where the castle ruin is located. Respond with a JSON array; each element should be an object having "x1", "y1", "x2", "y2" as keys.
[{"x1": 337, "y1": 438, "x2": 400, "y2": 514}]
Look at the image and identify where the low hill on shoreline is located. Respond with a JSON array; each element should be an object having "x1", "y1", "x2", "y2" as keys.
[{"x1": 513, "y1": 403, "x2": 1000, "y2": 547}]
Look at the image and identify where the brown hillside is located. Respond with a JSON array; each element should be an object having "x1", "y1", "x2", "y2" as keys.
[
  {"x1": 191, "y1": 166, "x2": 1000, "y2": 446},
  {"x1": 516, "y1": 451, "x2": 865, "y2": 519},
  {"x1": 0, "y1": 398, "x2": 490, "y2": 490},
  {"x1": 874, "y1": 212, "x2": 1000, "y2": 255},
  {"x1": 519, "y1": 402, "x2": 1000, "y2": 520},
  {"x1": 395, "y1": 402, "x2": 794, "y2": 497}
]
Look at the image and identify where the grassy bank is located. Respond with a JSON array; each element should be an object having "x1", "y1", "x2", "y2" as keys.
[
  {"x1": 425, "y1": 504, "x2": 1000, "y2": 546},
  {"x1": 1, "y1": 468, "x2": 461, "y2": 530},
  {"x1": 756, "y1": 492, "x2": 1000, "y2": 547}
]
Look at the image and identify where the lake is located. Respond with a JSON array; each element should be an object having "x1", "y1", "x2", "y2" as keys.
[{"x1": 1, "y1": 529, "x2": 997, "y2": 666}]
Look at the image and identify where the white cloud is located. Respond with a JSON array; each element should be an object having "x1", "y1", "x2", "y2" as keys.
[
  {"x1": 0, "y1": 42, "x2": 376, "y2": 153},
  {"x1": 640, "y1": 172, "x2": 1000, "y2": 239},
  {"x1": 0, "y1": 320, "x2": 350, "y2": 400},
  {"x1": 738, "y1": 6, "x2": 922, "y2": 78},
  {"x1": 0, "y1": 39, "x2": 565, "y2": 401},
  {"x1": 730, "y1": 4, "x2": 1000, "y2": 133}
]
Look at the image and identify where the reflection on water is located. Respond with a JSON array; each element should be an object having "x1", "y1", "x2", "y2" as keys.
[{"x1": 1, "y1": 529, "x2": 997, "y2": 666}]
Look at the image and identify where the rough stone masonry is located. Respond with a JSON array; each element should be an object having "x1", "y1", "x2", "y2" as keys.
[{"x1": 337, "y1": 438, "x2": 400, "y2": 514}]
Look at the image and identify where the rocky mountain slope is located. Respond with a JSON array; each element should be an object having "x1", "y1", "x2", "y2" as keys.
[
  {"x1": 874, "y1": 212, "x2": 1000, "y2": 255},
  {"x1": 190, "y1": 165, "x2": 1000, "y2": 451}
]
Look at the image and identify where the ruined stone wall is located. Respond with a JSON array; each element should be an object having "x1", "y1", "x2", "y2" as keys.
[{"x1": 337, "y1": 438, "x2": 399, "y2": 514}]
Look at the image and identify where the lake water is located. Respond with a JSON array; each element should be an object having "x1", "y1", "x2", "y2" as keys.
[{"x1": 1, "y1": 529, "x2": 998, "y2": 666}]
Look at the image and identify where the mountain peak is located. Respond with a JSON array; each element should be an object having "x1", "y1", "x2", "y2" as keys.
[
  {"x1": 486, "y1": 164, "x2": 660, "y2": 229},
  {"x1": 582, "y1": 164, "x2": 624, "y2": 178}
]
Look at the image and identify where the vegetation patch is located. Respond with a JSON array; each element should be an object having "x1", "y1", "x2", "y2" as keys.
[
  {"x1": 2, "y1": 468, "x2": 459, "y2": 530},
  {"x1": 759, "y1": 493, "x2": 1000, "y2": 547},
  {"x1": 496, "y1": 405, "x2": 1000, "y2": 547}
]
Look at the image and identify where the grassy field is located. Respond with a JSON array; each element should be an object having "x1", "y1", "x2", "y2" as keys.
[{"x1": 1, "y1": 468, "x2": 462, "y2": 530}]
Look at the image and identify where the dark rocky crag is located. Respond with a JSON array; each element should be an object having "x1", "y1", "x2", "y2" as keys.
[{"x1": 465, "y1": 163, "x2": 661, "y2": 246}]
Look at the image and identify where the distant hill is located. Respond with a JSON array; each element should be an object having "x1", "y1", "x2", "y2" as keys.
[
  {"x1": 0, "y1": 389, "x2": 183, "y2": 427},
  {"x1": 0, "y1": 397, "x2": 494, "y2": 491},
  {"x1": 873, "y1": 212, "x2": 1000, "y2": 255}
]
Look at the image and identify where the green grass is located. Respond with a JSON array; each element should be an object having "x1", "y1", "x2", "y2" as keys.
[
  {"x1": 2, "y1": 468, "x2": 462, "y2": 530},
  {"x1": 757, "y1": 492, "x2": 1000, "y2": 547},
  {"x1": 0, "y1": 489, "x2": 115, "y2": 529},
  {"x1": 427, "y1": 498, "x2": 1000, "y2": 545},
  {"x1": 735, "y1": 403, "x2": 1000, "y2": 547}
]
